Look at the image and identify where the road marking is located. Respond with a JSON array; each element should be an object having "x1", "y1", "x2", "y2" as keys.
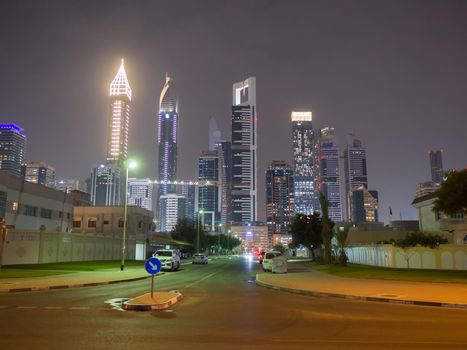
[
  {"x1": 180, "y1": 271, "x2": 220, "y2": 290},
  {"x1": 43, "y1": 306, "x2": 63, "y2": 310},
  {"x1": 0, "y1": 305, "x2": 8, "y2": 309},
  {"x1": 16, "y1": 306, "x2": 38, "y2": 309}
]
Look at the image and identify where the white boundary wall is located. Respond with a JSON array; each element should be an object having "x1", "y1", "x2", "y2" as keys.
[
  {"x1": 2, "y1": 230, "x2": 148, "y2": 265},
  {"x1": 347, "y1": 244, "x2": 467, "y2": 270}
]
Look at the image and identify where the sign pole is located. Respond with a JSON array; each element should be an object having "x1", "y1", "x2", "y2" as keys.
[{"x1": 151, "y1": 274, "x2": 154, "y2": 298}]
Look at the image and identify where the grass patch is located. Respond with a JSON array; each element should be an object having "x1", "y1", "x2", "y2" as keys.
[
  {"x1": 297, "y1": 261, "x2": 467, "y2": 284},
  {"x1": 0, "y1": 260, "x2": 145, "y2": 278}
]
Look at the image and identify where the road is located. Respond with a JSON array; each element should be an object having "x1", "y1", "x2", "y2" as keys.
[{"x1": 1, "y1": 257, "x2": 467, "y2": 349}]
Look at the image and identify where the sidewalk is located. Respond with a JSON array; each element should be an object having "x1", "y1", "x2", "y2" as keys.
[
  {"x1": 0, "y1": 266, "x2": 153, "y2": 293},
  {"x1": 256, "y1": 265, "x2": 467, "y2": 309}
]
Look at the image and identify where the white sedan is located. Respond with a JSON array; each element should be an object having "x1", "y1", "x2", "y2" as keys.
[{"x1": 192, "y1": 253, "x2": 209, "y2": 264}]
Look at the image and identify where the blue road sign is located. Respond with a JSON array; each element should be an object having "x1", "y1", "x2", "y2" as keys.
[{"x1": 144, "y1": 257, "x2": 162, "y2": 275}]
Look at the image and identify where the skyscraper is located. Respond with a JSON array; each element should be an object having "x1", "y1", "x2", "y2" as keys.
[
  {"x1": 21, "y1": 161, "x2": 55, "y2": 187},
  {"x1": 349, "y1": 186, "x2": 379, "y2": 222},
  {"x1": 317, "y1": 127, "x2": 342, "y2": 222},
  {"x1": 208, "y1": 116, "x2": 222, "y2": 152},
  {"x1": 0, "y1": 124, "x2": 26, "y2": 177},
  {"x1": 159, "y1": 194, "x2": 186, "y2": 233},
  {"x1": 107, "y1": 59, "x2": 131, "y2": 166},
  {"x1": 88, "y1": 163, "x2": 122, "y2": 206},
  {"x1": 178, "y1": 183, "x2": 196, "y2": 222},
  {"x1": 216, "y1": 139, "x2": 232, "y2": 230},
  {"x1": 266, "y1": 161, "x2": 294, "y2": 239},
  {"x1": 429, "y1": 150, "x2": 443, "y2": 185},
  {"x1": 343, "y1": 135, "x2": 368, "y2": 220},
  {"x1": 197, "y1": 150, "x2": 221, "y2": 232},
  {"x1": 128, "y1": 178, "x2": 153, "y2": 213},
  {"x1": 157, "y1": 74, "x2": 178, "y2": 196},
  {"x1": 231, "y1": 77, "x2": 257, "y2": 223},
  {"x1": 291, "y1": 111, "x2": 317, "y2": 215}
]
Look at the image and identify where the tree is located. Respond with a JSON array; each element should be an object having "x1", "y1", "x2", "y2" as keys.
[
  {"x1": 319, "y1": 192, "x2": 334, "y2": 264},
  {"x1": 334, "y1": 225, "x2": 349, "y2": 266},
  {"x1": 171, "y1": 218, "x2": 208, "y2": 252},
  {"x1": 290, "y1": 212, "x2": 322, "y2": 260},
  {"x1": 433, "y1": 169, "x2": 467, "y2": 215},
  {"x1": 394, "y1": 232, "x2": 447, "y2": 268}
]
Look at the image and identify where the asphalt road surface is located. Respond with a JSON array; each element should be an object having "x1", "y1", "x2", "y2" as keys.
[{"x1": 1, "y1": 257, "x2": 467, "y2": 350}]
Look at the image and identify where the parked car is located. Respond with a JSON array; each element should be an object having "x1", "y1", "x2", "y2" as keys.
[
  {"x1": 153, "y1": 249, "x2": 181, "y2": 271},
  {"x1": 262, "y1": 251, "x2": 282, "y2": 272},
  {"x1": 192, "y1": 253, "x2": 209, "y2": 264},
  {"x1": 271, "y1": 255, "x2": 287, "y2": 274}
]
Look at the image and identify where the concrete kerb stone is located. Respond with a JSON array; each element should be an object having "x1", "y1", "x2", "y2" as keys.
[
  {"x1": 123, "y1": 291, "x2": 183, "y2": 311},
  {"x1": 255, "y1": 277, "x2": 467, "y2": 310},
  {"x1": 0, "y1": 274, "x2": 160, "y2": 293}
]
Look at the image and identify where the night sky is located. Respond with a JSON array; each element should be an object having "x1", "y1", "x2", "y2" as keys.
[{"x1": 1, "y1": 0, "x2": 466, "y2": 222}]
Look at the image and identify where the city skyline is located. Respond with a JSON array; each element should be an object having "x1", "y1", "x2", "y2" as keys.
[{"x1": 1, "y1": 1, "x2": 466, "y2": 222}]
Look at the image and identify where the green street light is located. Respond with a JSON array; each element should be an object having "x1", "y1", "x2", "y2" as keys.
[{"x1": 121, "y1": 159, "x2": 138, "y2": 271}]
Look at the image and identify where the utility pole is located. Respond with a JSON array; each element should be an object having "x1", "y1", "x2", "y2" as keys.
[{"x1": 0, "y1": 218, "x2": 8, "y2": 272}]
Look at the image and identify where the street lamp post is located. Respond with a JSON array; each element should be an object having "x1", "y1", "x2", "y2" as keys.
[
  {"x1": 196, "y1": 209, "x2": 204, "y2": 253},
  {"x1": 121, "y1": 160, "x2": 137, "y2": 271}
]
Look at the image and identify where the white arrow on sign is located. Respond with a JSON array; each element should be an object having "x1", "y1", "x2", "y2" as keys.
[{"x1": 148, "y1": 261, "x2": 159, "y2": 271}]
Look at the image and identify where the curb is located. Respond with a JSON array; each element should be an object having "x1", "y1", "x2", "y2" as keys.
[
  {"x1": 255, "y1": 278, "x2": 467, "y2": 310},
  {"x1": 0, "y1": 274, "x2": 160, "y2": 293},
  {"x1": 123, "y1": 291, "x2": 183, "y2": 311}
]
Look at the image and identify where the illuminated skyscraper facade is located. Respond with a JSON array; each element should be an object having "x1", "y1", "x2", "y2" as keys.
[
  {"x1": 21, "y1": 161, "x2": 55, "y2": 187},
  {"x1": 128, "y1": 178, "x2": 153, "y2": 213},
  {"x1": 107, "y1": 59, "x2": 131, "y2": 166},
  {"x1": 343, "y1": 135, "x2": 368, "y2": 220},
  {"x1": 0, "y1": 124, "x2": 26, "y2": 177},
  {"x1": 197, "y1": 151, "x2": 221, "y2": 232},
  {"x1": 88, "y1": 163, "x2": 122, "y2": 206},
  {"x1": 266, "y1": 161, "x2": 294, "y2": 237},
  {"x1": 231, "y1": 77, "x2": 257, "y2": 223},
  {"x1": 157, "y1": 75, "x2": 178, "y2": 196},
  {"x1": 317, "y1": 127, "x2": 342, "y2": 222},
  {"x1": 291, "y1": 111, "x2": 317, "y2": 215}
]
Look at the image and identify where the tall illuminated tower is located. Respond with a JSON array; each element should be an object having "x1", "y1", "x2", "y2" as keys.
[
  {"x1": 157, "y1": 74, "x2": 178, "y2": 195},
  {"x1": 291, "y1": 111, "x2": 317, "y2": 215},
  {"x1": 317, "y1": 127, "x2": 342, "y2": 222},
  {"x1": 231, "y1": 77, "x2": 257, "y2": 224},
  {"x1": 107, "y1": 59, "x2": 131, "y2": 166}
]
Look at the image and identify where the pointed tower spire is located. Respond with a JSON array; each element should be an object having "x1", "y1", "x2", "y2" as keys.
[{"x1": 110, "y1": 58, "x2": 132, "y2": 100}]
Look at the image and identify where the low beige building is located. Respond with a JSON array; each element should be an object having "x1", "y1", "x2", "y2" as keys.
[
  {"x1": 73, "y1": 206, "x2": 155, "y2": 260},
  {"x1": 412, "y1": 193, "x2": 466, "y2": 245}
]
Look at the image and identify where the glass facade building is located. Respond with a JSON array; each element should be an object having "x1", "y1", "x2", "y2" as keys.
[
  {"x1": 197, "y1": 151, "x2": 220, "y2": 232},
  {"x1": 266, "y1": 161, "x2": 294, "y2": 237},
  {"x1": 291, "y1": 111, "x2": 317, "y2": 215},
  {"x1": 317, "y1": 127, "x2": 342, "y2": 222},
  {"x1": 231, "y1": 77, "x2": 257, "y2": 224},
  {"x1": 0, "y1": 124, "x2": 26, "y2": 177}
]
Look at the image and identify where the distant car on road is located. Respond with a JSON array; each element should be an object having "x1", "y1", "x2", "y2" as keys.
[
  {"x1": 262, "y1": 251, "x2": 282, "y2": 272},
  {"x1": 192, "y1": 253, "x2": 208, "y2": 264},
  {"x1": 258, "y1": 251, "x2": 266, "y2": 264},
  {"x1": 153, "y1": 249, "x2": 181, "y2": 271}
]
